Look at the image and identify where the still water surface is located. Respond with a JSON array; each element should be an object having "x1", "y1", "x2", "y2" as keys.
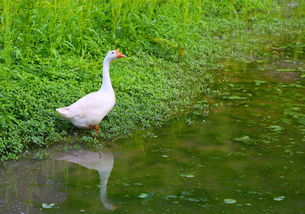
[{"x1": 0, "y1": 48, "x2": 304, "y2": 214}]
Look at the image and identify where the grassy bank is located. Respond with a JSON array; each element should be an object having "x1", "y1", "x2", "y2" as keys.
[{"x1": 1, "y1": 0, "x2": 305, "y2": 160}]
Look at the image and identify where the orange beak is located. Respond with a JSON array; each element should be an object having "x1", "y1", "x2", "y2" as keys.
[{"x1": 116, "y1": 49, "x2": 126, "y2": 58}]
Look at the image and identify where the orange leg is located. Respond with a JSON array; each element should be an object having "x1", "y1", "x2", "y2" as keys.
[{"x1": 92, "y1": 125, "x2": 99, "y2": 134}]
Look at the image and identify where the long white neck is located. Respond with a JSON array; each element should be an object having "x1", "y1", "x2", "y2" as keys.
[{"x1": 100, "y1": 58, "x2": 113, "y2": 92}]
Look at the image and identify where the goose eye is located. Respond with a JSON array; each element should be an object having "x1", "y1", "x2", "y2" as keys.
[{"x1": 111, "y1": 52, "x2": 115, "y2": 54}]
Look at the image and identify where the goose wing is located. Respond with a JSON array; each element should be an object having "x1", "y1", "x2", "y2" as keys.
[{"x1": 56, "y1": 91, "x2": 102, "y2": 119}]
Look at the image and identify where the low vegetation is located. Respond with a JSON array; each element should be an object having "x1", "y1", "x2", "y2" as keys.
[{"x1": 0, "y1": 0, "x2": 305, "y2": 160}]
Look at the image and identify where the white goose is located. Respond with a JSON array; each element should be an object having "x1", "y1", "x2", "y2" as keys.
[{"x1": 56, "y1": 50, "x2": 126, "y2": 133}]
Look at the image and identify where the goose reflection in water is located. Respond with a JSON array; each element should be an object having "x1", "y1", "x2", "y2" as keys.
[{"x1": 56, "y1": 150, "x2": 116, "y2": 210}]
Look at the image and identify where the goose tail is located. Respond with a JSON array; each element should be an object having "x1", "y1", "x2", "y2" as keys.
[{"x1": 56, "y1": 107, "x2": 72, "y2": 119}]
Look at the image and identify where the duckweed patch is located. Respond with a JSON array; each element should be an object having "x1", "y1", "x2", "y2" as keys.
[
  {"x1": 41, "y1": 203, "x2": 56, "y2": 209},
  {"x1": 224, "y1": 199, "x2": 237, "y2": 204},
  {"x1": 180, "y1": 173, "x2": 195, "y2": 178},
  {"x1": 273, "y1": 196, "x2": 285, "y2": 201}
]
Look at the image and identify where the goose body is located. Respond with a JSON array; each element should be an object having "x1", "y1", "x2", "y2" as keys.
[
  {"x1": 56, "y1": 90, "x2": 115, "y2": 128},
  {"x1": 56, "y1": 50, "x2": 126, "y2": 133}
]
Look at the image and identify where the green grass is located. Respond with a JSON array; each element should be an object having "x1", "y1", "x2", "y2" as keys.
[{"x1": 1, "y1": 0, "x2": 305, "y2": 160}]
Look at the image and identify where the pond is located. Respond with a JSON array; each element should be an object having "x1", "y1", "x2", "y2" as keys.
[{"x1": 0, "y1": 43, "x2": 304, "y2": 214}]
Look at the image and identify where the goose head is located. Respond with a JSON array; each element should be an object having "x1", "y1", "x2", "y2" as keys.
[{"x1": 106, "y1": 50, "x2": 126, "y2": 61}]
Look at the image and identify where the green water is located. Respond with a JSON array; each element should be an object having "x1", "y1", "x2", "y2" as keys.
[{"x1": 0, "y1": 47, "x2": 305, "y2": 214}]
